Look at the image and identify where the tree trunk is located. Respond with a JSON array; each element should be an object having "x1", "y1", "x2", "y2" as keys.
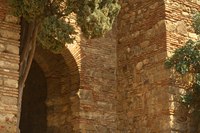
[{"x1": 17, "y1": 19, "x2": 40, "y2": 133}]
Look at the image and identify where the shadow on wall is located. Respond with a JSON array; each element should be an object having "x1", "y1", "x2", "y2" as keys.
[
  {"x1": 19, "y1": 60, "x2": 47, "y2": 133},
  {"x1": 19, "y1": 45, "x2": 80, "y2": 133},
  {"x1": 168, "y1": 70, "x2": 200, "y2": 133}
]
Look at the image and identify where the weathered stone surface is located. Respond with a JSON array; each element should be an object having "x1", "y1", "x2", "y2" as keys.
[
  {"x1": 116, "y1": 0, "x2": 169, "y2": 132},
  {"x1": 0, "y1": 60, "x2": 19, "y2": 70},
  {"x1": 4, "y1": 15, "x2": 19, "y2": 24},
  {"x1": 0, "y1": 44, "x2": 6, "y2": 52},
  {"x1": 0, "y1": 0, "x2": 199, "y2": 133},
  {"x1": 78, "y1": 89, "x2": 94, "y2": 101},
  {"x1": 136, "y1": 62, "x2": 143, "y2": 70},
  {"x1": 4, "y1": 78, "x2": 18, "y2": 88},
  {"x1": 166, "y1": 21, "x2": 176, "y2": 32},
  {"x1": 0, "y1": 1, "x2": 20, "y2": 132},
  {"x1": 6, "y1": 45, "x2": 19, "y2": 55},
  {"x1": 176, "y1": 21, "x2": 188, "y2": 36},
  {"x1": 0, "y1": 29, "x2": 20, "y2": 40},
  {"x1": 165, "y1": 0, "x2": 200, "y2": 132},
  {"x1": 1, "y1": 96, "x2": 17, "y2": 105}
]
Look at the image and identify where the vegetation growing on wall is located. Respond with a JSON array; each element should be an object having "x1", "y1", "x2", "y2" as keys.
[
  {"x1": 8, "y1": 0, "x2": 120, "y2": 53},
  {"x1": 165, "y1": 12, "x2": 200, "y2": 131}
]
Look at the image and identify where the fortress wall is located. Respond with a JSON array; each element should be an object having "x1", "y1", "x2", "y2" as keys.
[
  {"x1": 77, "y1": 32, "x2": 118, "y2": 132},
  {"x1": 116, "y1": 0, "x2": 170, "y2": 132},
  {"x1": 165, "y1": 0, "x2": 200, "y2": 132},
  {"x1": 116, "y1": 0, "x2": 200, "y2": 132},
  {"x1": 0, "y1": 0, "x2": 20, "y2": 132},
  {"x1": 0, "y1": 0, "x2": 199, "y2": 132},
  {"x1": 64, "y1": 13, "x2": 118, "y2": 132}
]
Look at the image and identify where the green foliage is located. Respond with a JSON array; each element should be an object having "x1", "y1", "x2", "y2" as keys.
[
  {"x1": 165, "y1": 13, "x2": 200, "y2": 115},
  {"x1": 8, "y1": 0, "x2": 47, "y2": 21},
  {"x1": 37, "y1": 16, "x2": 75, "y2": 53},
  {"x1": 193, "y1": 12, "x2": 200, "y2": 35},
  {"x1": 69, "y1": 0, "x2": 121, "y2": 38},
  {"x1": 165, "y1": 40, "x2": 200, "y2": 74},
  {"x1": 181, "y1": 92, "x2": 193, "y2": 105},
  {"x1": 8, "y1": 0, "x2": 120, "y2": 53}
]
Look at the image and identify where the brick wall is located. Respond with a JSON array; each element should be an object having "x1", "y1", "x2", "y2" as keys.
[
  {"x1": 0, "y1": 0, "x2": 20, "y2": 132},
  {"x1": 64, "y1": 13, "x2": 118, "y2": 132},
  {"x1": 1, "y1": 0, "x2": 200, "y2": 132},
  {"x1": 116, "y1": 0, "x2": 169, "y2": 132},
  {"x1": 165, "y1": 0, "x2": 200, "y2": 132},
  {"x1": 116, "y1": 0, "x2": 200, "y2": 132},
  {"x1": 77, "y1": 32, "x2": 118, "y2": 132}
]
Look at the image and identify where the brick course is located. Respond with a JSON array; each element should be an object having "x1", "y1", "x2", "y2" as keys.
[
  {"x1": 0, "y1": 0, "x2": 20, "y2": 132},
  {"x1": 0, "y1": 0, "x2": 200, "y2": 132},
  {"x1": 116, "y1": 0, "x2": 169, "y2": 132}
]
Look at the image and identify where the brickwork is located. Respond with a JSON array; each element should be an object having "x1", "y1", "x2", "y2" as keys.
[
  {"x1": 165, "y1": 0, "x2": 200, "y2": 132},
  {"x1": 116, "y1": 0, "x2": 200, "y2": 133},
  {"x1": 33, "y1": 46, "x2": 80, "y2": 133},
  {"x1": 116, "y1": 0, "x2": 170, "y2": 132},
  {"x1": 77, "y1": 32, "x2": 117, "y2": 132},
  {"x1": 0, "y1": 0, "x2": 20, "y2": 132},
  {"x1": 1, "y1": 0, "x2": 200, "y2": 132},
  {"x1": 64, "y1": 14, "x2": 118, "y2": 132}
]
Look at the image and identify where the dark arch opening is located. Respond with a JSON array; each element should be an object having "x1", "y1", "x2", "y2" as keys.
[
  {"x1": 19, "y1": 60, "x2": 47, "y2": 133},
  {"x1": 19, "y1": 46, "x2": 80, "y2": 133}
]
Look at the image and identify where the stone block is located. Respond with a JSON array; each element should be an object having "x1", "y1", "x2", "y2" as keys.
[
  {"x1": 4, "y1": 78, "x2": 18, "y2": 88},
  {"x1": 166, "y1": 21, "x2": 176, "y2": 32},
  {"x1": 176, "y1": 21, "x2": 188, "y2": 36},
  {"x1": 0, "y1": 78, "x2": 3, "y2": 85},
  {"x1": 97, "y1": 102, "x2": 113, "y2": 111},
  {"x1": 4, "y1": 15, "x2": 19, "y2": 24},
  {"x1": 0, "y1": 44, "x2": 5, "y2": 52},
  {"x1": 0, "y1": 60, "x2": 19, "y2": 70},
  {"x1": 78, "y1": 89, "x2": 93, "y2": 101},
  {"x1": 1, "y1": 96, "x2": 17, "y2": 105},
  {"x1": 188, "y1": 32, "x2": 197, "y2": 39},
  {"x1": 6, "y1": 45, "x2": 19, "y2": 55},
  {"x1": 136, "y1": 62, "x2": 143, "y2": 70},
  {"x1": 0, "y1": 29, "x2": 20, "y2": 40}
]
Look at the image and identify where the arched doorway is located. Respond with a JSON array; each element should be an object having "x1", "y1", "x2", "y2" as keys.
[
  {"x1": 19, "y1": 46, "x2": 80, "y2": 133},
  {"x1": 19, "y1": 60, "x2": 47, "y2": 133}
]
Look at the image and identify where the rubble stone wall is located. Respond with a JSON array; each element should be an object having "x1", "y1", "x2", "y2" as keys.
[
  {"x1": 1, "y1": 0, "x2": 200, "y2": 132},
  {"x1": 33, "y1": 47, "x2": 79, "y2": 132},
  {"x1": 64, "y1": 14, "x2": 118, "y2": 132},
  {"x1": 116, "y1": 0, "x2": 200, "y2": 133},
  {"x1": 165, "y1": 0, "x2": 200, "y2": 132},
  {"x1": 77, "y1": 32, "x2": 118, "y2": 132},
  {"x1": 116, "y1": 0, "x2": 170, "y2": 132}
]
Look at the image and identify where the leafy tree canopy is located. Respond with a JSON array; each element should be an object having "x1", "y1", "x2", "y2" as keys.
[{"x1": 8, "y1": 0, "x2": 121, "y2": 53}]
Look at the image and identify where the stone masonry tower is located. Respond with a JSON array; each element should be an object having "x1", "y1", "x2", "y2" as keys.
[
  {"x1": 116, "y1": 0, "x2": 200, "y2": 132},
  {"x1": 0, "y1": 0, "x2": 200, "y2": 133}
]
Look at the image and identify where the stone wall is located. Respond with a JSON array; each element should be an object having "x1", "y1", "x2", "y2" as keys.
[
  {"x1": 0, "y1": 0, "x2": 20, "y2": 132},
  {"x1": 64, "y1": 13, "x2": 118, "y2": 132},
  {"x1": 1, "y1": 0, "x2": 200, "y2": 132},
  {"x1": 116, "y1": 0, "x2": 200, "y2": 133},
  {"x1": 165, "y1": 0, "x2": 200, "y2": 132},
  {"x1": 0, "y1": 2, "x2": 118, "y2": 131},
  {"x1": 33, "y1": 47, "x2": 80, "y2": 133},
  {"x1": 77, "y1": 31, "x2": 118, "y2": 132},
  {"x1": 116, "y1": 0, "x2": 170, "y2": 132}
]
